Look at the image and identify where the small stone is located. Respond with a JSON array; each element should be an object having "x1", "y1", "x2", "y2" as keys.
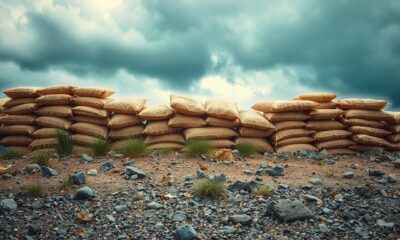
[
  {"x1": 116, "y1": 233, "x2": 129, "y2": 240},
  {"x1": 351, "y1": 163, "x2": 359, "y2": 169},
  {"x1": 304, "y1": 194, "x2": 320, "y2": 203},
  {"x1": 174, "y1": 224, "x2": 198, "y2": 240},
  {"x1": 99, "y1": 162, "x2": 115, "y2": 173},
  {"x1": 87, "y1": 169, "x2": 98, "y2": 176},
  {"x1": 173, "y1": 212, "x2": 187, "y2": 222},
  {"x1": 125, "y1": 166, "x2": 146, "y2": 179},
  {"x1": 185, "y1": 175, "x2": 193, "y2": 181},
  {"x1": 243, "y1": 169, "x2": 252, "y2": 175},
  {"x1": 27, "y1": 224, "x2": 41, "y2": 235},
  {"x1": 266, "y1": 166, "x2": 285, "y2": 177},
  {"x1": 322, "y1": 208, "x2": 332, "y2": 214},
  {"x1": 0, "y1": 198, "x2": 17, "y2": 211},
  {"x1": 334, "y1": 193, "x2": 344, "y2": 201},
  {"x1": 367, "y1": 168, "x2": 384, "y2": 177},
  {"x1": 211, "y1": 173, "x2": 226, "y2": 182},
  {"x1": 229, "y1": 214, "x2": 252, "y2": 226},
  {"x1": 196, "y1": 169, "x2": 207, "y2": 179},
  {"x1": 75, "y1": 187, "x2": 95, "y2": 200},
  {"x1": 229, "y1": 180, "x2": 261, "y2": 193},
  {"x1": 376, "y1": 219, "x2": 394, "y2": 228},
  {"x1": 24, "y1": 164, "x2": 41, "y2": 174},
  {"x1": 387, "y1": 174, "x2": 397, "y2": 183},
  {"x1": 378, "y1": 177, "x2": 387, "y2": 184},
  {"x1": 41, "y1": 166, "x2": 58, "y2": 177},
  {"x1": 69, "y1": 172, "x2": 86, "y2": 185},
  {"x1": 343, "y1": 172, "x2": 354, "y2": 179},
  {"x1": 259, "y1": 162, "x2": 268, "y2": 169},
  {"x1": 318, "y1": 223, "x2": 329, "y2": 233},
  {"x1": 278, "y1": 184, "x2": 290, "y2": 190},
  {"x1": 155, "y1": 222, "x2": 164, "y2": 230},
  {"x1": 309, "y1": 178, "x2": 322, "y2": 185},
  {"x1": 2, "y1": 173, "x2": 12, "y2": 180},
  {"x1": 220, "y1": 226, "x2": 236, "y2": 234},
  {"x1": 147, "y1": 201, "x2": 164, "y2": 210},
  {"x1": 268, "y1": 199, "x2": 314, "y2": 222},
  {"x1": 114, "y1": 205, "x2": 127, "y2": 213},
  {"x1": 301, "y1": 184, "x2": 313, "y2": 190},
  {"x1": 106, "y1": 214, "x2": 115, "y2": 222},
  {"x1": 31, "y1": 201, "x2": 43, "y2": 210},
  {"x1": 80, "y1": 154, "x2": 94, "y2": 163}
]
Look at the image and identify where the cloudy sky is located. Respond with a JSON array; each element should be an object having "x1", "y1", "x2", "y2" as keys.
[{"x1": 0, "y1": 0, "x2": 399, "y2": 109}]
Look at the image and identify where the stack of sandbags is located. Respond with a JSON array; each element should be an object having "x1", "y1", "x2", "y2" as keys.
[
  {"x1": 105, "y1": 97, "x2": 146, "y2": 151},
  {"x1": 338, "y1": 99, "x2": 393, "y2": 152},
  {"x1": 297, "y1": 93, "x2": 355, "y2": 155},
  {"x1": 385, "y1": 112, "x2": 400, "y2": 151},
  {"x1": 0, "y1": 88, "x2": 40, "y2": 154},
  {"x1": 70, "y1": 87, "x2": 114, "y2": 154},
  {"x1": 235, "y1": 110, "x2": 275, "y2": 153},
  {"x1": 252, "y1": 100, "x2": 318, "y2": 153}
]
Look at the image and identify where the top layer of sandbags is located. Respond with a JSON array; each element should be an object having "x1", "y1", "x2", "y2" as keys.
[
  {"x1": 170, "y1": 94, "x2": 205, "y2": 116},
  {"x1": 337, "y1": 99, "x2": 387, "y2": 110},
  {"x1": 205, "y1": 100, "x2": 239, "y2": 120},
  {"x1": 4, "y1": 87, "x2": 41, "y2": 99},
  {"x1": 73, "y1": 87, "x2": 115, "y2": 99},
  {"x1": 252, "y1": 100, "x2": 318, "y2": 113},
  {"x1": 104, "y1": 97, "x2": 146, "y2": 114},
  {"x1": 294, "y1": 93, "x2": 336, "y2": 103}
]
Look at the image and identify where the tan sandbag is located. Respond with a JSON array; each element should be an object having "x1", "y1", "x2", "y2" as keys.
[
  {"x1": 0, "y1": 125, "x2": 36, "y2": 135},
  {"x1": 144, "y1": 121, "x2": 180, "y2": 135},
  {"x1": 70, "y1": 122, "x2": 108, "y2": 138},
  {"x1": 306, "y1": 121, "x2": 345, "y2": 131},
  {"x1": 0, "y1": 115, "x2": 36, "y2": 125},
  {"x1": 389, "y1": 142, "x2": 400, "y2": 151},
  {"x1": 235, "y1": 137, "x2": 274, "y2": 153},
  {"x1": 239, "y1": 111, "x2": 275, "y2": 130},
  {"x1": 351, "y1": 134, "x2": 391, "y2": 147},
  {"x1": 344, "y1": 110, "x2": 392, "y2": 121},
  {"x1": 252, "y1": 100, "x2": 318, "y2": 113},
  {"x1": 385, "y1": 124, "x2": 400, "y2": 134},
  {"x1": 238, "y1": 127, "x2": 275, "y2": 138},
  {"x1": 339, "y1": 118, "x2": 387, "y2": 128},
  {"x1": 71, "y1": 97, "x2": 108, "y2": 108},
  {"x1": 104, "y1": 97, "x2": 146, "y2": 114},
  {"x1": 0, "y1": 98, "x2": 8, "y2": 114},
  {"x1": 349, "y1": 145, "x2": 385, "y2": 152},
  {"x1": 275, "y1": 137, "x2": 314, "y2": 147},
  {"x1": 73, "y1": 87, "x2": 114, "y2": 98},
  {"x1": 274, "y1": 121, "x2": 307, "y2": 131},
  {"x1": 271, "y1": 129, "x2": 316, "y2": 142},
  {"x1": 338, "y1": 99, "x2": 387, "y2": 110},
  {"x1": 276, "y1": 144, "x2": 317, "y2": 153},
  {"x1": 315, "y1": 139, "x2": 354, "y2": 150},
  {"x1": 184, "y1": 127, "x2": 238, "y2": 140},
  {"x1": 72, "y1": 146, "x2": 93, "y2": 155},
  {"x1": 35, "y1": 106, "x2": 73, "y2": 118},
  {"x1": 387, "y1": 133, "x2": 400, "y2": 143},
  {"x1": 5, "y1": 103, "x2": 39, "y2": 115},
  {"x1": 37, "y1": 85, "x2": 76, "y2": 95},
  {"x1": 205, "y1": 100, "x2": 239, "y2": 120},
  {"x1": 168, "y1": 114, "x2": 206, "y2": 128},
  {"x1": 72, "y1": 134, "x2": 97, "y2": 146},
  {"x1": 294, "y1": 93, "x2": 336, "y2": 103},
  {"x1": 308, "y1": 109, "x2": 344, "y2": 120},
  {"x1": 138, "y1": 105, "x2": 174, "y2": 120},
  {"x1": 386, "y1": 111, "x2": 400, "y2": 124},
  {"x1": 35, "y1": 94, "x2": 72, "y2": 105},
  {"x1": 313, "y1": 130, "x2": 352, "y2": 142},
  {"x1": 29, "y1": 138, "x2": 58, "y2": 150},
  {"x1": 325, "y1": 148, "x2": 355, "y2": 155},
  {"x1": 7, "y1": 146, "x2": 30, "y2": 154},
  {"x1": 71, "y1": 116, "x2": 110, "y2": 127},
  {"x1": 110, "y1": 139, "x2": 129, "y2": 150},
  {"x1": 170, "y1": 94, "x2": 205, "y2": 116},
  {"x1": 30, "y1": 148, "x2": 56, "y2": 156},
  {"x1": 209, "y1": 139, "x2": 236, "y2": 149},
  {"x1": 3, "y1": 98, "x2": 36, "y2": 108},
  {"x1": 72, "y1": 106, "x2": 108, "y2": 118},
  {"x1": 35, "y1": 116, "x2": 73, "y2": 130},
  {"x1": 348, "y1": 126, "x2": 391, "y2": 138},
  {"x1": 4, "y1": 87, "x2": 40, "y2": 98},
  {"x1": 148, "y1": 143, "x2": 183, "y2": 150},
  {"x1": 264, "y1": 112, "x2": 309, "y2": 122},
  {"x1": 0, "y1": 135, "x2": 33, "y2": 146},
  {"x1": 108, "y1": 114, "x2": 142, "y2": 129},
  {"x1": 205, "y1": 117, "x2": 240, "y2": 128},
  {"x1": 145, "y1": 134, "x2": 185, "y2": 145},
  {"x1": 314, "y1": 101, "x2": 338, "y2": 109},
  {"x1": 108, "y1": 125, "x2": 145, "y2": 140},
  {"x1": 31, "y1": 128, "x2": 58, "y2": 139}
]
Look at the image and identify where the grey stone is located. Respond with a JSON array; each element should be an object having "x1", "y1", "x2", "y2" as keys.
[
  {"x1": 184, "y1": 175, "x2": 193, "y2": 181},
  {"x1": 114, "y1": 205, "x2": 127, "y2": 213},
  {"x1": 304, "y1": 194, "x2": 320, "y2": 203},
  {"x1": 24, "y1": 164, "x2": 41, "y2": 174},
  {"x1": 220, "y1": 226, "x2": 236, "y2": 234},
  {"x1": 173, "y1": 211, "x2": 187, "y2": 222},
  {"x1": 229, "y1": 214, "x2": 252, "y2": 226},
  {"x1": 75, "y1": 187, "x2": 95, "y2": 200},
  {"x1": 229, "y1": 180, "x2": 261, "y2": 193},
  {"x1": 309, "y1": 178, "x2": 322, "y2": 185},
  {"x1": 351, "y1": 163, "x2": 359, "y2": 169},
  {"x1": 301, "y1": 184, "x2": 313, "y2": 190},
  {"x1": 211, "y1": 173, "x2": 226, "y2": 182},
  {"x1": 41, "y1": 166, "x2": 58, "y2": 177},
  {"x1": 367, "y1": 168, "x2": 384, "y2": 177},
  {"x1": 354, "y1": 186, "x2": 373, "y2": 198},
  {"x1": 31, "y1": 201, "x2": 43, "y2": 210},
  {"x1": 87, "y1": 169, "x2": 98, "y2": 176},
  {"x1": 99, "y1": 162, "x2": 114, "y2": 173},
  {"x1": 27, "y1": 224, "x2": 41, "y2": 235},
  {"x1": 268, "y1": 199, "x2": 314, "y2": 222},
  {"x1": 106, "y1": 214, "x2": 115, "y2": 222},
  {"x1": 116, "y1": 233, "x2": 128, "y2": 240},
  {"x1": 376, "y1": 219, "x2": 394, "y2": 228},
  {"x1": 343, "y1": 171, "x2": 354, "y2": 179},
  {"x1": 278, "y1": 184, "x2": 290, "y2": 190},
  {"x1": 2, "y1": 173, "x2": 12, "y2": 179},
  {"x1": 174, "y1": 224, "x2": 198, "y2": 240},
  {"x1": 387, "y1": 174, "x2": 397, "y2": 183},
  {"x1": 322, "y1": 208, "x2": 332, "y2": 214},
  {"x1": 318, "y1": 223, "x2": 329, "y2": 233},
  {"x1": 0, "y1": 198, "x2": 17, "y2": 211},
  {"x1": 80, "y1": 154, "x2": 93, "y2": 163},
  {"x1": 69, "y1": 172, "x2": 86, "y2": 185},
  {"x1": 125, "y1": 166, "x2": 146, "y2": 179},
  {"x1": 259, "y1": 162, "x2": 268, "y2": 169},
  {"x1": 147, "y1": 201, "x2": 164, "y2": 210},
  {"x1": 196, "y1": 169, "x2": 207, "y2": 179},
  {"x1": 266, "y1": 166, "x2": 285, "y2": 176}
]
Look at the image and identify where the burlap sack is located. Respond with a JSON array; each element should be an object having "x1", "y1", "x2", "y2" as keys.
[
  {"x1": 271, "y1": 129, "x2": 316, "y2": 142},
  {"x1": 338, "y1": 99, "x2": 387, "y2": 110},
  {"x1": 145, "y1": 133, "x2": 185, "y2": 145},
  {"x1": 0, "y1": 115, "x2": 36, "y2": 125},
  {"x1": 168, "y1": 114, "x2": 206, "y2": 128},
  {"x1": 0, "y1": 135, "x2": 33, "y2": 146},
  {"x1": 238, "y1": 127, "x2": 275, "y2": 138},
  {"x1": 252, "y1": 100, "x2": 318, "y2": 113},
  {"x1": 314, "y1": 101, "x2": 338, "y2": 109},
  {"x1": 339, "y1": 118, "x2": 386, "y2": 128},
  {"x1": 275, "y1": 121, "x2": 307, "y2": 131},
  {"x1": 31, "y1": 128, "x2": 58, "y2": 139},
  {"x1": 72, "y1": 146, "x2": 93, "y2": 155},
  {"x1": 5, "y1": 103, "x2": 39, "y2": 115},
  {"x1": 313, "y1": 130, "x2": 352, "y2": 142},
  {"x1": 349, "y1": 145, "x2": 385, "y2": 152},
  {"x1": 35, "y1": 116, "x2": 73, "y2": 130},
  {"x1": 0, "y1": 125, "x2": 36, "y2": 135},
  {"x1": 72, "y1": 106, "x2": 108, "y2": 118},
  {"x1": 37, "y1": 85, "x2": 76, "y2": 95},
  {"x1": 351, "y1": 134, "x2": 392, "y2": 147},
  {"x1": 104, "y1": 97, "x2": 146, "y2": 114},
  {"x1": 108, "y1": 125, "x2": 145, "y2": 140},
  {"x1": 306, "y1": 121, "x2": 345, "y2": 131},
  {"x1": 387, "y1": 133, "x2": 400, "y2": 143},
  {"x1": 235, "y1": 137, "x2": 274, "y2": 153},
  {"x1": 308, "y1": 109, "x2": 344, "y2": 120},
  {"x1": 7, "y1": 146, "x2": 30, "y2": 154},
  {"x1": 315, "y1": 139, "x2": 354, "y2": 150},
  {"x1": 110, "y1": 139, "x2": 128, "y2": 150},
  {"x1": 276, "y1": 144, "x2": 317, "y2": 153},
  {"x1": 239, "y1": 111, "x2": 275, "y2": 130},
  {"x1": 148, "y1": 143, "x2": 183, "y2": 150},
  {"x1": 73, "y1": 87, "x2": 114, "y2": 98},
  {"x1": 0, "y1": 98, "x2": 7, "y2": 114},
  {"x1": 209, "y1": 139, "x2": 236, "y2": 149},
  {"x1": 144, "y1": 121, "x2": 180, "y2": 135},
  {"x1": 72, "y1": 134, "x2": 97, "y2": 146},
  {"x1": 4, "y1": 87, "x2": 40, "y2": 99},
  {"x1": 386, "y1": 111, "x2": 400, "y2": 124},
  {"x1": 70, "y1": 122, "x2": 108, "y2": 138},
  {"x1": 348, "y1": 126, "x2": 391, "y2": 138},
  {"x1": 71, "y1": 97, "x2": 108, "y2": 108},
  {"x1": 30, "y1": 148, "x2": 57, "y2": 156},
  {"x1": 3, "y1": 98, "x2": 36, "y2": 108},
  {"x1": 184, "y1": 127, "x2": 238, "y2": 140},
  {"x1": 108, "y1": 114, "x2": 142, "y2": 129},
  {"x1": 294, "y1": 93, "x2": 336, "y2": 103},
  {"x1": 29, "y1": 138, "x2": 58, "y2": 150},
  {"x1": 71, "y1": 116, "x2": 110, "y2": 127},
  {"x1": 275, "y1": 136, "x2": 314, "y2": 147},
  {"x1": 264, "y1": 112, "x2": 309, "y2": 123},
  {"x1": 170, "y1": 94, "x2": 205, "y2": 116},
  {"x1": 36, "y1": 106, "x2": 73, "y2": 118},
  {"x1": 344, "y1": 110, "x2": 392, "y2": 121},
  {"x1": 35, "y1": 94, "x2": 72, "y2": 105},
  {"x1": 138, "y1": 105, "x2": 174, "y2": 120},
  {"x1": 325, "y1": 148, "x2": 355, "y2": 155},
  {"x1": 386, "y1": 124, "x2": 400, "y2": 134},
  {"x1": 205, "y1": 100, "x2": 239, "y2": 120},
  {"x1": 205, "y1": 117, "x2": 240, "y2": 128}
]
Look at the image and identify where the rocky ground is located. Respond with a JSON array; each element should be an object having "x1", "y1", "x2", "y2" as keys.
[{"x1": 0, "y1": 151, "x2": 400, "y2": 239}]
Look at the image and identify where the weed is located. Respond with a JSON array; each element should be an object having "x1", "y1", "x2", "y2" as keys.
[
  {"x1": 184, "y1": 139, "x2": 214, "y2": 157},
  {"x1": 192, "y1": 179, "x2": 227, "y2": 198},
  {"x1": 56, "y1": 129, "x2": 73, "y2": 157},
  {"x1": 236, "y1": 143, "x2": 257, "y2": 157}
]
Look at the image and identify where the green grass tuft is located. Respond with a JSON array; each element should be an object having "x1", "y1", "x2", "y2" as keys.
[
  {"x1": 56, "y1": 129, "x2": 73, "y2": 157},
  {"x1": 0, "y1": 150, "x2": 24, "y2": 160},
  {"x1": 26, "y1": 183, "x2": 46, "y2": 197},
  {"x1": 184, "y1": 139, "x2": 214, "y2": 157},
  {"x1": 236, "y1": 143, "x2": 257, "y2": 157},
  {"x1": 59, "y1": 176, "x2": 73, "y2": 191},
  {"x1": 92, "y1": 137, "x2": 110, "y2": 156},
  {"x1": 132, "y1": 193, "x2": 144, "y2": 201},
  {"x1": 30, "y1": 152, "x2": 53, "y2": 166},
  {"x1": 153, "y1": 148, "x2": 174, "y2": 155},
  {"x1": 120, "y1": 138, "x2": 148, "y2": 157},
  {"x1": 255, "y1": 186, "x2": 273, "y2": 198},
  {"x1": 192, "y1": 179, "x2": 227, "y2": 199}
]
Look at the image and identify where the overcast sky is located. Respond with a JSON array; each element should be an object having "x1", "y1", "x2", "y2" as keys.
[{"x1": 0, "y1": 0, "x2": 399, "y2": 109}]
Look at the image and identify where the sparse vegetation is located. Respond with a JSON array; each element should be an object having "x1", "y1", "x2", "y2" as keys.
[
  {"x1": 184, "y1": 139, "x2": 214, "y2": 157},
  {"x1": 30, "y1": 152, "x2": 53, "y2": 166},
  {"x1": 324, "y1": 170, "x2": 336, "y2": 178},
  {"x1": 60, "y1": 176, "x2": 73, "y2": 191},
  {"x1": 56, "y1": 129, "x2": 73, "y2": 157},
  {"x1": 236, "y1": 143, "x2": 257, "y2": 157},
  {"x1": 120, "y1": 138, "x2": 148, "y2": 157},
  {"x1": 132, "y1": 193, "x2": 144, "y2": 201},
  {"x1": 92, "y1": 137, "x2": 110, "y2": 156},
  {"x1": 256, "y1": 186, "x2": 273, "y2": 198},
  {"x1": 192, "y1": 179, "x2": 227, "y2": 198},
  {"x1": 0, "y1": 150, "x2": 24, "y2": 160},
  {"x1": 154, "y1": 148, "x2": 174, "y2": 155},
  {"x1": 26, "y1": 183, "x2": 46, "y2": 197}
]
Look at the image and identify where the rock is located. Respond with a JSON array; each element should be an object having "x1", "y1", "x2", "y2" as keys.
[
  {"x1": 87, "y1": 169, "x2": 98, "y2": 176},
  {"x1": 80, "y1": 154, "x2": 93, "y2": 163},
  {"x1": 367, "y1": 168, "x2": 384, "y2": 177},
  {"x1": 278, "y1": 184, "x2": 290, "y2": 190},
  {"x1": 115, "y1": 205, "x2": 127, "y2": 213},
  {"x1": 27, "y1": 224, "x2": 41, "y2": 235},
  {"x1": 266, "y1": 166, "x2": 285, "y2": 176},
  {"x1": 147, "y1": 201, "x2": 164, "y2": 210},
  {"x1": 343, "y1": 172, "x2": 354, "y2": 179},
  {"x1": 196, "y1": 169, "x2": 207, "y2": 179},
  {"x1": 125, "y1": 166, "x2": 146, "y2": 179},
  {"x1": 229, "y1": 180, "x2": 261, "y2": 193},
  {"x1": 173, "y1": 212, "x2": 187, "y2": 222},
  {"x1": 99, "y1": 162, "x2": 115, "y2": 173},
  {"x1": 0, "y1": 198, "x2": 17, "y2": 211},
  {"x1": 304, "y1": 194, "x2": 320, "y2": 203},
  {"x1": 378, "y1": 177, "x2": 387, "y2": 184},
  {"x1": 268, "y1": 199, "x2": 314, "y2": 222},
  {"x1": 351, "y1": 163, "x2": 359, "y2": 169},
  {"x1": 318, "y1": 223, "x2": 329, "y2": 233},
  {"x1": 116, "y1": 233, "x2": 128, "y2": 240},
  {"x1": 69, "y1": 172, "x2": 86, "y2": 185},
  {"x1": 220, "y1": 226, "x2": 236, "y2": 234},
  {"x1": 322, "y1": 208, "x2": 332, "y2": 214},
  {"x1": 376, "y1": 219, "x2": 394, "y2": 228},
  {"x1": 229, "y1": 214, "x2": 252, "y2": 226},
  {"x1": 106, "y1": 214, "x2": 115, "y2": 222},
  {"x1": 184, "y1": 175, "x2": 193, "y2": 181},
  {"x1": 24, "y1": 164, "x2": 41, "y2": 174},
  {"x1": 387, "y1": 174, "x2": 397, "y2": 183},
  {"x1": 174, "y1": 224, "x2": 198, "y2": 240},
  {"x1": 231, "y1": 149, "x2": 241, "y2": 160},
  {"x1": 309, "y1": 178, "x2": 322, "y2": 185},
  {"x1": 334, "y1": 193, "x2": 344, "y2": 201},
  {"x1": 301, "y1": 184, "x2": 313, "y2": 190},
  {"x1": 259, "y1": 162, "x2": 268, "y2": 169},
  {"x1": 211, "y1": 173, "x2": 226, "y2": 182},
  {"x1": 31, "y1": 201, "x2": 43, "y2": 210},
  {"x1": 75, "y1": 187, "x2": 95, "y2": 200},
  {"x1": 243, "y1": 169, "x2": 252, "y2": 175},
  {"x1": 41, "y1": 166, "x2": 58, "y2": 177},
  {"x1": 2, "y1": 173, "x2": 12, "y2": 179},
  {"x1": 353, "y1": 186, "x2": 373, "y2": 198}
]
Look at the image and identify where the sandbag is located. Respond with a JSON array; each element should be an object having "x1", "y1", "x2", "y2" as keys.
[
  {"x1": 35, "y1": 94, "x2": 72, "y2": 105},
  {"x1": 144, "y1": 121, "x2": 180, "y2": 135},
  {"x1": 385, "y1": 124, "x2": 400, "y2": 134},
  {"x1": 235, "y1": 137, "x2": 274, "y2": 153},
  {"x1": 348, "y1": 126, "x2": 391, "y2": 138},
  {"x1": 145, "y1": 134, "x2": 185, "y2": 145},
  {"x1": 168, "y1": 114, "x2": 206, "y2": 128},
  {"x1": 275, "y1": 136, "x2": 314, "y2": 147},
  {"x1": 205, "y1": 117, "x2": 240, "y2": 128},
  {"x1": 313, "y1": 130, "x2": 352, "y2": 142},
  {"x1": 387, "y1": 133, "x2": 400, "y2": 143},
  {"x1": 73, "y1": 87, "x2": 114, "y2": 98},
  {"x1": 31, "y1": 128, "x2": 58, "y2": 139},
  {"x1": 108, "y1": 114, "x2": 142, "y2": 129},
  {"x1": 264, "y1": 112, "x2": 309, "y2": 122},
  {"x1": 108, "y1": 125, "x2": 145, "y2": 140},
  {"x1": 34, "y1": 116, "x2": 72, "y2": 130},
  {"x1": 294, "y1": 93, "x2": 336, "y2": 103},
  {"x1": 209, "y1": 139, "x2": 236, "y2": 149},
  {"x1": 29, "y1": 138, "x2": 58, "y2": 150},
  {"x1": 148, "y1": 143, "x2": 183, "y2": 150},
  {"x1": 315, "y1": 139, "x2": 354, "y2": 150},
  {"x1": 275, "y1": 121, "x2": 307, "y2": 131},
  {"x1": 4, "y1": 87, "x2": 40, "y2": 98},
  {"x1": 238, "y1": 127, "x2": 275, "y2": 138},
  {"x1": 239, "y1": 111, "x2": 275, "y2": 130},
  {"x1": 252, "y1": 100, "x2": 318, "y2": 113},
  {"x1": 205, "y1": 100, "x2": 239, "y2": 120},
  {"x1": 170, "y1": 94, "x2": 205, "y2": 116},
  {"x1": 308, "y1": 109, "x2": 344, "y2": 120},
  {"x1": 72, "y1": 134, "x2": 97, "y2": 147},
  {"x1": 71, "y1": 116, "x2": 110, "y2": 127},
  {"x1": 0, "y1": 125, "x2": 36, "y2": 135},
  {"x1": 37, "y1": 85, "x2": 76, "y2": 95},
  {"x1": 344, "y1": 110, "x2": 392, "y2": 121},
  {"x1": 351, "y1": 134, "x2": 392, "y2": 147},
  {"x1": 72, "y1": 146, "x2": 93, "y2": 155},
  {"x1": 70, "y1": 122, "x2": 108, "y2": 138},
  {"x1": 110, "y1": 139, "x2": 129, "y2": 150},
  {"x1": 5, "y1": 103, "x2": 39, "y2": 115},
  {"x1": 0, "y1": 135, "x2": 33, "y2": 146},
  {"x1": 7, "y1": 146, "x2": 30, "y2": 154},
  {"x1": 138, "y1": 105, "x2": 174, "y2": 120},
  {"x1": 338, "y1": 99, "x2": 387, "y2": 110},
  {"x1": 314, "y1": 101, "x2": 338, "y2": 109},
  {"x1": 325, "y1": 148, "x2": 355, "y2": 155},
  {"x1": 184, "y1": 127, "x2": 238, "y2": 140},
  {"x1": 306, "y1": 121, "x2": 345, "y2": 131},
  {"x1": 0, "y1": 115, "x2": 36, "y2": 125},
  {"x1": 386, "y1": 111, "x2": 400, "y2": 124},
  {"x1": 339, "y1": 118, "x2": 386, "y2": 128},
  {"x1": 3, "y1": 98, "x2": 36, "y2": 108},
  {"x1": 36, "y1": 106, "x2": 73, "y2": 118},
  {"x1": 276, "y1": 144, "x2": 317, "y2": 153},
  {"x1": 271, "y1": 129, "x2": 316, "y2": 142},
  {"x1": 71, "y1": 97, "x2": 108, "y2": 108},
  {"x1": 349, "y1": 145, "x2": 385, "y2": 152},
  {"x1": 0, "y1": 98, "x2": 7, "y2": 114},
  {"x1": 104, "y1": 97, "x2": 146, "y2": 114},
  {"x1": 72, "y1": 106, "x2": 108, "y2": 118}
]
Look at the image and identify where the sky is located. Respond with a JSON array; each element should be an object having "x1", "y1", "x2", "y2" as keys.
[{"x1": 0, "y1": 0, "x2": 399, "y2": 109}]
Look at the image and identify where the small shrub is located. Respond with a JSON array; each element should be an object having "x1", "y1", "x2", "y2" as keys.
[
  {"x1": 132, "y1": 193, "x2": 144, "y2": 201},
  {"x1": 192, "y1": 179, "x2": 227, "y2": 198},
  {"x1": 26, "y1": 183, "x2": 46, "y2": 197},
  {"x1": 256, "y1": 186, "x2": 273, "y2": 198},
  {"x1": 236, "y1": 143, "x2": 257, "y2": 157},
  {"x1": 324, "y1": 170, "x2": 335, "y2": 178},
  {"x1": 59, "y1": 177, "x2": 73, "y2": 191},
  {"x1": 30, "y1": 152, "x2": 53, "y2": 166},
  {"x1": 120, "y1": 139, "x2": 148, "y2": 157},
  {"x1": 0, "y1": 150, "x2": 24, "y2": 160},
  {"x1": 184, "y1": 139, "x2": 214, "y2": 157},
  {"x1": 92, "y1": 137, "x2": 110, "y2": 156},
  {"x1": 154, "y1": 148, "x2": 174, "y2": 155},
  {"x1": 56, "y1": 129, "x2": 73, "y2": 157}
]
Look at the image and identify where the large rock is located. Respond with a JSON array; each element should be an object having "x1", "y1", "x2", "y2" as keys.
[
  {"x1": 125, "y1": 166, "x2": 146, "y2": 179},
  {"x1": 267, "y1": 199, "x2": 314, "y2": 222},
  {"x1": 266, "y1": 166, "x2": 285, "y2": 177},
  {"x1": 0, "y1": 198, "x2": 17, "y2": 212},
  {"x1": 99, "y1": 162, "x2": 115, "y2": 173},
  {"x1": 174, "y1": 224, "x2": 198, "y2": 240},
  {"x1": 229, "y1": 180, "x2": 261, "y2": 193},
  {"x1": 75, "y1": 187, "x2": 95, "y2": 200},
  {"x1": 229, "y1": 214, "x2": 252, "y2": 226},
  {"x1": 69, "y1": 172, "x2": 86, "y2": 185},
  {"x1": 41, "y1": 166, "x2": 58, "y2": 177}
]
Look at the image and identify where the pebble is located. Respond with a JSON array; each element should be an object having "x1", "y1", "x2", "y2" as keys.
[
  {"x1": 24, "y1": 164, "x2": 41, "y2": 174},
  {"x1": 196, "y1": 169, "x2": 207, "y2": 179},
  {"x1": 125, "y1": 166, "x2": 146, "y2": 179},
  {"x1": 303, "y1": 194, "x2": 320, "y2": 203},
  {"x1": 268, "y1": 199, "x2": 314, "y2": 222},
  {"x1": 99, "y1": 162, "x2": 115, "y2": 173},
  {"x1": 376, "y1": 219, "x2": 394, "y2": 228},
  {"x1": 87, "y1": 169, "x2": 98, "y2": 176},
  {"x1": 229, "y1": 214, "x2": 252, "y2": 226},
  {"x1": 173, "y1": 212, "x2": 187, "y2": 222},
  {"x1": 367, "y1": 168, "x2": 384, "y2": 177},
  {"x1": 41, "y1": 167, "x2": 58, "y2": 177},
  {"x1": 318, "y1": 223, "x2": 329, "y2": 233},
  {"x1": 75, "y1": 187, "x2": 95, "y2": 200},
  {"x1": 80, "y1": 154, "x2": 94, "y2": 163},
  {"x1": 174, "y1": 224, "x2": 198, "y2": 240},
  {"x1": 343, "y1": 171, "x2": 354, "y2": 179},
  {"x1": 114, "y1": 205, "x2": 127, "y2": 213},
  {"x1": 69, "y1": 172, "x2": 86, "y2": 185},
  {"x1": 266, "y1": 166, "x2": 285, "y2": 176},
  {"x1": 309, "y1": 178, "x2": 322, "y2": 185},
  {"x1": 387, "y1": 174, "x2": 396, "y2": 183},
  {"x1": 147, "y1": 201, "x2": 164, "y2": 210},
  {"x1": 0, "y1": 198, "x2": 17, "y2": 211},
  {"x1": 2, "y1": 173, "x2": 12, "y2": 180}
]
